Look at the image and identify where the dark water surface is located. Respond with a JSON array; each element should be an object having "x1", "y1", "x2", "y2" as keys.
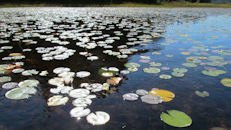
[{"x1": 0, "y1": 8, "x2": 231, "y2": 130}]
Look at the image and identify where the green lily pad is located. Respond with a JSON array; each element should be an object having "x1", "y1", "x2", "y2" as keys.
[
  {"x1": 195, "y1": 91, "x2": 209, "y2": 97},
  {"x1": 160, "y1": 110, "x2": 192, "y2": 128},
  {"x1": 173, "y1": 68, "x2": 188, "y2": 73},
  {"x1": 221, "y1": 78, "x2": 231, "y2": 87},
  {"x1": 159, "y1": 74, "x2": 172, "y2": 79},
  {"x1": 128, "y1": 67, "x2": 138, "y2": 72},
  {"x1": 182, "y1": 63, "x2": 197, "y2": 68},
  {"x1": 186, "y1": 57, "x2": 201, "y2": 63},
  {"x1": 5, "y1": 87, "x2": 37, "y2": 100},
  {"x1": 202, "y1": 70, "x2": 226, "y2": 77},
  {"x1": 143, "y1": 67, "x2": 160, "y2": 74},
  {"x1": 208, "y1": 56, "x2": 224, "y2": 61},
  {"x1": 124, "y1": 63, "x2": 140, "y2": 68},
  {"x1": 149, "y1": 62, "x2": 162, "y2": 67},
  {"x1": 171, "y1": 72, "x2": 184, "y2": 77},
  {"x1": 206, "y1": 61, "x2": 227, "y2": 67}
]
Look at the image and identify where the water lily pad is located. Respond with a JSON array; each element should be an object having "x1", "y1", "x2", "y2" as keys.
[
  {"x1": 76, "y1": 71, "x2": 90, "y2": 78},
  {"x1": 159, "y1": 74, "x2": 172, "y2": 79},
  {"x1": 208, "y1": 56, "x2": 224, "y2": 61},
  {"x1": 136, "y1": 89, "x2": 148, "y2": 96},
  {"x1": 70, "y1": 107, "x2": 91, "y2": 119},
  {"x1": 86, "y1": 111, "x2": 110, "y2": 125},
  {"x1": 173, "y1": 68, "x2": 188, "y2": 73},
  {"x1": 18, "y1": 80, "x2": 39, "y2": 88},
  {"x1": 195, "y1": 91, "x2": 209, "y2": 97},
  {"x1": 122, "y1": 93, "x2": 139, "y2": 101},
  {"x1": 202, "y1": 70, "x2": 226, "y2": 77},
  {"x1": 69, "y1": 89, "x2": 90, "y2": 98},
  {"x1": 98, "y1": 67, "x2": 118, "y2": 77},
  {"x1": 22, "y1": 69, "x2": 39, "y2": 76},
  {"x1": 53, "y1": 67, "x2": 70, "y2": 74},
  {"x1": 48, "y1": 77, "x2": 64, "y2": 86},
  {"x1": 2, "y1": 82, "x2": 18, "y2": 89},
  {"x1": 72, "y1": 98, "x2": 92, "y2": 107},
  {"x1": 221, "y1": 78, "x2": 231, "y2": 87},
  {"x1": 12, "y1": 68, "x2": 24, "y2": 73},
  {"x1": 160, "y1": 110, "x2": 192, "y2": 128},
  {"x1": 124, "y1": 63, "x2": 140, "y2": 68},
  {"x1": 5, "y1": 87, "x2": 37, "y2": 100},
  {"x1": 143, "y1": 67, "x2": 160, "y2": 74},
  {"x1": 182, "y1": 63, "x2": 197, "y2": 68},
  {"x1": 141, "y1": 95, "x2": 162, "y2": 104},
  {"x1": 171, "y1": 72, "x2": 184, "y2": 77},
  {"x1": 206, "y1": 61, "x2": 227, "y2": 67},
  {"x1": 149, "y1": 62, "x2": 162, "y2": 67},
  {"x1": 149, "y1": 89, "x2": 175, "y2": 102},
  {"x1": 128, "y1": 67, "x2": 138, "y2": 72},
  {"x1": 0, "y1": 76, "x2": 11, "y2": 83},
  {"x1": 39, "y1": 71, "x2": 48, "y2": 76},
  {"x1": 47, "y1": 95, "x2": 69, "y2": 106}
]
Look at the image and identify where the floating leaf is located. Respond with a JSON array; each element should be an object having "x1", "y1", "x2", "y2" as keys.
[
  {"x1": 208, "y1": 56, "x2": 224, "y2": 61},
  {"x1": 182, "y1": 63, "x2": 197, "y2": 68},
  {"x1": 173, "y1": 68, "x2": 188, "y2": 73},
  {"x1": 22, "y1": 69, "x2": 39, "y2": 76},
  {"x1": 122, "y1": 93, "x2": 139, "y2": 101},
  {"x1": 48, "y1": 77, "x2": 64, "y2": 86},
  {"x1": 2, "y1": 82, "x2": 18, "y2": 89},
  {"x1": 195, "y1": 91, "x2": 209, "y2": 97},
  {"x1": 5, "y1": 87, "x2": 37, "y2": 100},
  {"x1": 72, "y1": 98, "x2": 92, "y2": 107},
  {"x1": 53, "y1": 67, "x2": 70, "y2": 74},
  {"x1": 159, "y1": 74, "x2": 172, "y2": 79},
  {"x1": 69, "y1": 89, "x2": 90, "y2": 98},
  {"x1": 141, "y1": 95, "x2": 162, "y2": 104},
  {"x1": 128, "y1": 67, "x2": 138, "y2": 72},
  {"x1": 76, "y1": 71, "x2": 91, "y2": 78},
  {"x1": 18, "y1": 80, "x2": 39, "y2": 88},
  {"x1": 143, "y1": 67, "x2": 160, "y2": 74},
  {"x1": 221, "y1": 78, "x2": 231, "y2": 87},
  {"x1": 86, "y1": 111, "x2": 110, "y2": 125},
  {"x1": 206, "y1": 61, "x2": 227, "y2": 67},
  {"x1": 149, "y1": 89, "x2": 175, "y2": 102},
  {"x1": 136, "y1": 89, "x2": 148, "y2": 96},
  {"x1": 70, "y1": 107, "x2": 91, "y2": 119},
  {"x1": 98, "y1": 67, "x2": 118, "y2": 77},
  {"x1": 0, "y1": 76, "x2": 11, "y2": 83},
  {"x1": 202, "y1": 70, "x2": 226, "y2": 77},
  {"x1": 124, "y1": 63, "x2": 140, "y2": 68},
  {"x1": 47, "y1": 95, "x2": 69, "y2": 106},
  {"x1": 149, "y1": 62, "x2": 162, "y2": 67},
  {"x1": 171, "y1": 71, "x2": 184, "y2": 77},
  {"x1": 160, "y1": 110, "x2": 192, "y2": 128}
]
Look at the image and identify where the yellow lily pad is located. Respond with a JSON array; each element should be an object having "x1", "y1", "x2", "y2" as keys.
[
  {"x1": 221, "y1": 78, "x2": 231, "y2": 87},
  {"x1": 149, "y1": 89, "x2": 175, "y2": 102}
]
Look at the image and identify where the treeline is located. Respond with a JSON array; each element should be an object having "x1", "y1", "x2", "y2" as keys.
[{"x1": 0, "y1": 0, "x2": 212, "y2": 5}]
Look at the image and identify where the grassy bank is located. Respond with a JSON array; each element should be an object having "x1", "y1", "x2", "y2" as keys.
[{"x1": 1, "y1": 2, "x2": 231, "y2": 8}]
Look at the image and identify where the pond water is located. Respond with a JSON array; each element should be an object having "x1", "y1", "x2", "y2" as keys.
[{"x1": 0, "y1": 7, "x2": 231, "y2": 130}]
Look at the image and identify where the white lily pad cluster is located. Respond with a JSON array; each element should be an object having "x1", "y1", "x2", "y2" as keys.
[{"x1": 36, "y1": 46, "x2": 76, "y2": 61}]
